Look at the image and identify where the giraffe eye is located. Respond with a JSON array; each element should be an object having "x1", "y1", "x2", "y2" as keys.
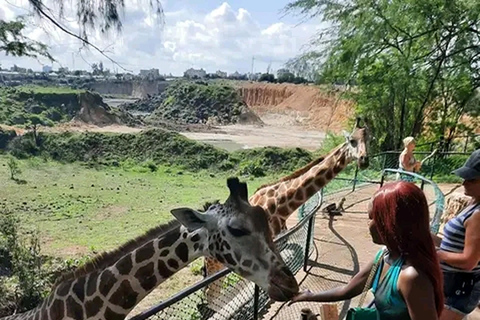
[
  {"x1": 227, "y1": 226, "x2": 251, "y2": 237},
  {"x1": 350, "y1": 139, "x2": 357, "y2": 147}
]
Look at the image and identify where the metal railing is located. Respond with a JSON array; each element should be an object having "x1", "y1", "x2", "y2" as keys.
[{"x1": 129, "y1": 189, "x2": 323, "y2": 320}]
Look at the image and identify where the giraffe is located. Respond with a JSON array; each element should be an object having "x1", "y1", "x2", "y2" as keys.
[
  {"x1": 0, "y1": 177, "x2": 299, "y2": 320},
  {"x1": 203, "y1": 117, "x2": 370, "y2": 306}
]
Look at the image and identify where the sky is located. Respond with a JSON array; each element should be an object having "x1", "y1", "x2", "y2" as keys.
[{"x1": 0, "y1": 0, "x2": 325, "y2": 76}]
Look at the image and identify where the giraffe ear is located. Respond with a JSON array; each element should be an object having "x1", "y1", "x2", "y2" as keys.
[
  {"x1": 171, "y1": 208, "x2": 211, "y2": 231},
  {"x1": 342, "y1": 130, "x2": 350, "y2": 141}
]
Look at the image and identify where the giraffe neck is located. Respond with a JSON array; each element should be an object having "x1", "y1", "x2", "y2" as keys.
[
  {"x1": 22, "y1": 225, "x2": 207, "y2": 320},
  {"x1": 251, "y1": 143, "x2": 352, "y2": 233}
]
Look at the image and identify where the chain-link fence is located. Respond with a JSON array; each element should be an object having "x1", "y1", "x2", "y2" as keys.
[{"x1": 129, "y1": 189, "x2": 323, "y2": 320}]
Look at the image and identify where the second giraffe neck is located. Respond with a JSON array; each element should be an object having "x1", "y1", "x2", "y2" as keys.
[
  {"x1": 25, "y1": 225, "x2": 208, "y2": 320},
  {"x1": 251, "y1": 143, "x2": 352, "y2": 228}
]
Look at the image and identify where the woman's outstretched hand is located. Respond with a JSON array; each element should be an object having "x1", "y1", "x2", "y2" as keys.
[{"x1": 288, "y1": 290, "x2": 314, "y2": 306}]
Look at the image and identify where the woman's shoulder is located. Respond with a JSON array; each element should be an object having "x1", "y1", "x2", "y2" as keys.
[{"x1": 398, "y1": 264, "x2": 432, "y2": 290}]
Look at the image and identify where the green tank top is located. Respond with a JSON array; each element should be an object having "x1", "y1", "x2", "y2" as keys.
[{"x1": 371, "y1": 249, "x2": 410, "y2": 320}]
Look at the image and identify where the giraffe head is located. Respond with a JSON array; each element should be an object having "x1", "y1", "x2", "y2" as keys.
[
  {"x1": 171, "y1": 177, "x2": 299, "y2": 301},
  {"x1": 342, "y1": 117, "x2": 370, "y2": 170}
]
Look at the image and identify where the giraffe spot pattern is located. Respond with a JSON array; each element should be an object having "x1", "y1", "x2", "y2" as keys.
[
  {"x1": 158, "y1": 260, "x2": 173, "y2": 278},
  {"x1": 72, "y1": 277, "x2": 86, "y2": 302},
  {"x1": 175, "y1": 243, "x2": 189, "y2": 263},
  {"x1": 34, "y1": 311, "x2": 40, "y2": 320},
  {"x1": 160, "y1": 249, "x2": 169, "y2": 257},
  {"x1": 295, "y1": 189, "x2": 305, "y2": 201},
  {"x1": 326, "y1": 169, "x2": 334, "y2": 180},
  {"x1": 86, "y1": 271, "x2": 99, "y2": 297},
  {"x1": 306, "y1": 185, "x2": 316, "y2": 197},
  {"x1": 49, "y1": 299, "x2": 64, "y2": 320},
  {"x1": 109, "y1": 280, "x2": 138, "y2": 310},
  {"x1": 191, "y1": 234, "x2": 201, "y2": 242},
  {"x1": 99, "y1": 269, "x2": 117, "y2": 297},
  {"x1": 193, "y1": 243, "x2": 199, "y2": 251},
  {"x1": 56, "y1": 280, "x2": 71, "y2": 296},
  {"x1": 84, "y1": 297, "x2": 103, "y2": 318},
  {"x1": 158, "y1": 228, "x2": 181, "y2": 250},
  {"x1": 66, "y1": 296, "x2": 83, "y2": 320},
  {"x1": 223, "y1": 253, "x2": 236, "y2": 265},
  {"x1": 134, "y1": 262, "x2": 157, "y2": 291},
  {"x1": 234, "y1": 251, "x2": 241, "y2": 262},
  {"x1": 116, "y1": 255, "x2": 133, "y2": 275},
  {"x1": 242, "y1": 260, "x2": 252, "y2": 268},
  {"x1": 41, "y1": 306, "x2": 48, "y2": 320},
  {"x1": 333, "y1": 163, "x2": 343, "y2": 174},
  {"x1": 215, "y1": 254, "x2": 225, "y2": 264},
  {"x1": 135, "y1": 241, "x2": 154, "y2": 263},
  {"x1": 315, "y1": 177, "x2": 326, "y2": 188},
  {"x1": 168, "y1": 259, "x2": 179, "y2": 269},
  {"x1": 258, "y1": 258, "x2": 269, "y2": 269},
  {"x1": 105, "y1": 307, "x2": 124, "y2": 320},
  {"x1": 252, "y1": 264, "x2": 259, "y2": 272}
]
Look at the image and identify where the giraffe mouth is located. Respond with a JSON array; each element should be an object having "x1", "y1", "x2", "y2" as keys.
[{"x1": 268, "y1": 280, "x2": 299, "y2": 301}]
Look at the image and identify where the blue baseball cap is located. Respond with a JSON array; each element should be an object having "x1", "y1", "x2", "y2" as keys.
[{"x1": 453, "y1": 149, "x2": 480, "y2": 180}]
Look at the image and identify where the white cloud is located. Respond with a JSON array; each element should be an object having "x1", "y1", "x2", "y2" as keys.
[{"x1": 0, "y1": 0, "x2": 321, "y2": 75}]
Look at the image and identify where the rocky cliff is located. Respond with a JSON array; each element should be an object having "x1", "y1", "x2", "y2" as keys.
[{"x1": 236, "y1": 82, "x2": 355, "y2": 133}]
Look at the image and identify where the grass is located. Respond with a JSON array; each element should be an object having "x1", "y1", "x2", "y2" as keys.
[{"x1": 0, "y1": 156, "x2": 282, "y2": 256}]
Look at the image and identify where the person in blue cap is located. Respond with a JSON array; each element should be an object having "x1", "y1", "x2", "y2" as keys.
[{"x1": 433, "y1": 149, "x2": 480, "y2": 320}]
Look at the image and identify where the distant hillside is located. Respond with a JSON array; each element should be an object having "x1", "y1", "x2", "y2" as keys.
[
  {"x1": 120, "y1": 81, "x2": 263, "y2": 126},
  {"x1": 0, "y1": 86, "x2": 141, "y2": 128}
]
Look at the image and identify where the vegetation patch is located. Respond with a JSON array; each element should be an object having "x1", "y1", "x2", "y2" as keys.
[
  {"x1": 120, "y1": 81, "x2": 262, "y2": 126},
  {"x1": 5, "y1": 129, "x2": 315, "y2": 176},
  {"x1": 0, "y1": 86, "x2": 140, "y2": 128}
]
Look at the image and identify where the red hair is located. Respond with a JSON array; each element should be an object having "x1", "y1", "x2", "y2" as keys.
[{"x1": 372, "y1": 181, "x2": 444, "y2": 316}]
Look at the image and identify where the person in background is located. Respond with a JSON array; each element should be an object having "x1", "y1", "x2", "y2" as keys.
[
  {"x1": 432, "y1": 149, "x2": 480, "y2": 320},
  {"x1": 290, "y1": 181, "x2": 444, "y2": 320},
  {"x1": 399, "y1": 137, "x2": 422, "y2": 173}
]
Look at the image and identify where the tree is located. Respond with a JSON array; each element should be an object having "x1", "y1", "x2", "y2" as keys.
[
  {"x1": 1, "y1": 0, "x2": 164, "y2": 66},
  {"x1": 284, "y1": 0, "x2": 480, "y2": 151},
  {"x1": 26, "y1": 115, "x2": 50, "y2": 146}
]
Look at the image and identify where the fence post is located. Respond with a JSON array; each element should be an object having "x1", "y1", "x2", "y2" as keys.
[
  {"x1": 380, "y1": 172, "x2": 385, "y2": 187},
  {"x1": 352, "y1": 165, "x2": 359, "y2": 192},
  {"x1": 253, "y1": 285, "x2": 260, "y2": 320},
  {"x1": 429, "y1": 153, "x2": 437, "y2": 181},
  {"x1": 303, "y1": 214, "x2": 315, "y2": 272}
]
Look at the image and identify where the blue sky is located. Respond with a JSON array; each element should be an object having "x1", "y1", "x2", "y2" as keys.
[{"x1": 0, "y1": 0, "x2": 323, "y2": 75}]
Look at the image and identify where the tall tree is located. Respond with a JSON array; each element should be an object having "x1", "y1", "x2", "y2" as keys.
[
  {"x1": 284, "y1": 0, "x2": 480, "y2": 151},
  {"x1": 1, "y1": 0, "x2": 164, "y2": 65}
]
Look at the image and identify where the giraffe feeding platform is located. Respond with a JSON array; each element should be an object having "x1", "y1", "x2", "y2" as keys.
[{"x1": 262, "y1": 182, "x2": 480, "y2": 320}]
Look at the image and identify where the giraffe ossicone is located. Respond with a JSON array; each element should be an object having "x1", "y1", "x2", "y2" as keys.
[{"x1": 1, "y1": 177, "x2": 298, "y2": 320}]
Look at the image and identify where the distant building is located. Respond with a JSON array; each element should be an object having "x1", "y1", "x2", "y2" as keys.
[
  {"x1": 215, "y1": 70, "x2": 227, "y2": 78},
  {"x1": 42, "y1": 65, "x2": 52, "y2": 73},
  {"x1": 229, "y1": 71, "x2": 247, "y2": 80},
  {"x1": 11, "y1": 65, "x2": 27, "y2": 73},
  {"x1": 184, "y1": 68, "x2": 207, "y2": 78},
  {"x1": 139, "y1": 68, "x2": 161, "y2": 80}
]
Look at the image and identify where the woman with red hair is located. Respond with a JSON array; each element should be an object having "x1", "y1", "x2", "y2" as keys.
[{"x1": 289, "y1": 181, "x2": 444, "y2": 319}]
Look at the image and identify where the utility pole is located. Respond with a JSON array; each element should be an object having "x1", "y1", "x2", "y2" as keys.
[{"x1": 251, "y1": 56, "x2": 255, "y2": 79}]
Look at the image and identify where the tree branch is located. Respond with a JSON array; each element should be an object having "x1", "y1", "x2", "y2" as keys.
[{"x1": 29, "y1": 1, "x2": 132, "y2": 72}]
